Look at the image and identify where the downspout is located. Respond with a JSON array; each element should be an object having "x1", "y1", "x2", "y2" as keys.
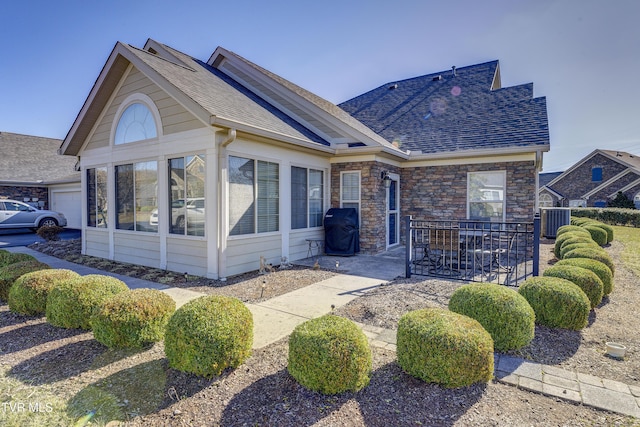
[{"x1": 217, "y1": 128, "x2": 237, "y2": 280}]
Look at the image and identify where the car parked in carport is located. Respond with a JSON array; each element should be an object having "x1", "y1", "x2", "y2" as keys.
[{"x1": 0, "y1": 199, "x2": 67, "y2": 230}]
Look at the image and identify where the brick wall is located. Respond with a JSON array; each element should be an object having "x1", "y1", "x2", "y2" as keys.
[
  {"x1": 589, "y1": 171, "x2": 640, "y2": 206},
  {"x1": 550, "y1": 154, "x2": 627, "y2": 206},
  {"x1": 331, "y1": 160, "x2": 537, "y2": 254},
  {"x1": 0, "y1": 185, "x2": 49, "y2": 208}
]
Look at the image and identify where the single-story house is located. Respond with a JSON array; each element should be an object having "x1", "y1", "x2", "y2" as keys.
[
  {"x1": 0, "y1": 131, "x2": 81, "y2": 227},
  {"x1": 60, "y1": 39, "x2": 549, "y2": 279},
  {"x1": 539, "y1": 149, "x2": 640, "y2": 208}
]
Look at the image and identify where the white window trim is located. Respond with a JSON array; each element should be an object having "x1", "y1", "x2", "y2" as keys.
[
  {"x1": 291, "y1": 165, "x2": 326, "y2": 230},
  {"x1": 340, "y1": 170, "x2": 361, "y2": 226},
  {"x1": 467, "y1": 170, "x2": 506, "y2": 222},
  {"x1": 227, "y1": 154, "x2": 281, "y2": 237},
  {"x1": 539, "y1": 193, "x2": 553, "y2": 207},
  {"x1": 110, "y1": 93, "x2": 162, "y2": 146}
]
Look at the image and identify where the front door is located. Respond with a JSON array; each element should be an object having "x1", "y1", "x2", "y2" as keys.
[{"x1": 386, "y1": 173, "x2": 400, "y2": 248}]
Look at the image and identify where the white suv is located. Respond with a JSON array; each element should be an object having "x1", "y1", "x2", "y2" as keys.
[{"x1": 0, "y1": 199, "x2": 67, "y2": 230}]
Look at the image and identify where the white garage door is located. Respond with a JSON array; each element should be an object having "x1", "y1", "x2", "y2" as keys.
[{"x1": 51, "y1": 191, "x2": 82, "y2": 229}]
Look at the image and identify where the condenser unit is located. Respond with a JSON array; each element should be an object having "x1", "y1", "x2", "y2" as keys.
[{"x1": 541, "y1": 208, "x2": 571, "y2": 238}]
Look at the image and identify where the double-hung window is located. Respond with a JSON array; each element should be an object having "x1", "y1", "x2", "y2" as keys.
[
  {"x1": 467, "y1": 171, "x2": 505, "y2": 222},
  {"x1": 229, "y1": 156, "x2": 279, "y2": 236},
  {"x1": 340, "y1": 171, "x2": 360, "y2": 213},
  {"x1": 86, "y1": 167, "x2": 108, "y2": 228},
  {"x1": 115, "y1": 161, "x2": 158, "y2": 232},
  {"x1": 291, "y1": 166, "x2": 324, "y2": 229}
]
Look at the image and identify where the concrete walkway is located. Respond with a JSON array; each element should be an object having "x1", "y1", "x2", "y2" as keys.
[{"x1": 6, "y1": 247, "x2": 639, "y2": 419}]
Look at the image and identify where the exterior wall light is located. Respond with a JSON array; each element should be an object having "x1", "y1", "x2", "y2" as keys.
[{"x1": 381, "y1": 171, "x2": 392, "y2": 189}]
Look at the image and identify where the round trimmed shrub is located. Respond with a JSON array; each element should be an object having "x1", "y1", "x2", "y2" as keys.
[
  {"x1": 91, "y1": 289, "x2": 175, "y2": 349},
  {"x1": 518, "y1": 277, "x2": 590, "y2": 330},
  {"x1": 288, "y1": 314, "x2": 372, "y2": 395},
  {"x1": 0, "y1": 251, "x2": 36, "y2": 268},
  {"x1": 581, "y1": 224, "x2": 608, "y2": 246},
  {"x1": 571, "y1": 217, "x2": 593, "y2": 226},
  {"x1": 8, "y1": 269, "x2": 80, "y2": 315},
  {"x1": 164, "y1": 295, "x2": 253, "y2": 378},
  {"x1": 543, "y1": 265, "x2": 603, "y2": 308},
  {"x1": 0, "y1": 260, "x2": 50, "y2": 301},
  {"x1": 554, "y1": 232, "x2": 593, "y2": 259},
  {"x1": 556, "y1": 258, "x2": 614, "y2": 295},
  {"x1": 560, "y1": 242, "x2": 601, "y2": 259},
  {"x1": 448, "y1": 283, "x2": 535, "y2": 352},
  {"x1": 397, "y1": 308, "x2": 494, "y2": 388},
  {"x1": 563, "y1": 247, "x2": 615, "y2": 276},
  {"x1": 556, "y1": 225, "x2": 592, "y2": 239},
  {"x1": 595, "y1": 222, "x2": 614, "y2": 243},
  {"x1": 46, "y1": 275, "x2": 129, "y2": 329}
]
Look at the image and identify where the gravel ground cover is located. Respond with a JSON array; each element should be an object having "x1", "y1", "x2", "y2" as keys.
[{"x1": 0, "y1": 235, "x2": 637, "y2": 426}]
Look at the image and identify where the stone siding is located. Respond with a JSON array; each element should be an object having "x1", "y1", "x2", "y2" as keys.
[
  {"x1": 331, "y1": 160, "x2": 537, "y2": 254},
  {"x1": 0, "y1": 185, "x2": 49, "y2": 208}
]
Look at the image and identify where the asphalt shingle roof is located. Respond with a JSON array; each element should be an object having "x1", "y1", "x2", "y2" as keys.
[
  {"x1": 338, "y1": 61, "x2": 550, "y2": 154},
  {"x1": 124, "y1": 44, "x2": 329, "y2": 145},
  {"x1": 0, "y1": 132, "x2": 79, "y2": 184}
]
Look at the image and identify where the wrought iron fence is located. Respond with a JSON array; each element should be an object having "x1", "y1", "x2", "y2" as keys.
[{"x1": 404, "y1": 214, "x2": 540, "y2": 286}]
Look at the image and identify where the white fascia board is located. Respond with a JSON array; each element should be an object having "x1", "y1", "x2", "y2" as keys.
[
  {"x1": 407, "y1": 145, "x2": 547, "y2": 161},
  {"x1": 607, "y1": 177, "x2": 640, "y2": 198},
  {"x1": 582, "y1": 169, "x2": 631, "y2": 199},
  {"x1": 210, "y1": 115, "x2": 335, "y2": 155},
  {"x1": 539, "y1": 186, "x2": 564, "y2": 199},
  {"x1": 544, "y1": 149, "x2": 602, "y2": 188}
]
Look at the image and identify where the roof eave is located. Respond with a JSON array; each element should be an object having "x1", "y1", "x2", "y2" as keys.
[{"x1": 407, "y1": 144, "x2": 550, "y2": 161}]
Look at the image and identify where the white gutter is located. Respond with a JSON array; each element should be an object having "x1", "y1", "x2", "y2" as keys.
[{"x1": 210, "y1": 115, "x2": 335, "y2": 154}]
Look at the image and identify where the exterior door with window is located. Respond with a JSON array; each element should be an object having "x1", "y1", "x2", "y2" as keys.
[{"x1": 386, "y1": 174, "x2": 400, "y2": 248}]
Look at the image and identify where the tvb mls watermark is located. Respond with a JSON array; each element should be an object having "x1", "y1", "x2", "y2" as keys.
[{"x1": 2, "y1": 401, "x2": 54, "y2": 413}]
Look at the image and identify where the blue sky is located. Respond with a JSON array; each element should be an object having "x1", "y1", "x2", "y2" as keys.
[{"x1": 1, "y1": 0, "x2": 638, "y2": 172}]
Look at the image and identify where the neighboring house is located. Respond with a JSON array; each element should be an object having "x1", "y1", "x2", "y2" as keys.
[
  {"x1": 539, "y1": 149, "x2": 640, "y2": 208},
  {"x1": 60, "y1": 39, "x2": 549, "y2": 279},
  {"x1": 0, "y1": 132, "x2": 81, "y2": 227}
]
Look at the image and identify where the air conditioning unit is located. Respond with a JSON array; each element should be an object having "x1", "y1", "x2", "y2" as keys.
[{"x1": 541, "y1": 208, "x2": 571, "y2": 238}]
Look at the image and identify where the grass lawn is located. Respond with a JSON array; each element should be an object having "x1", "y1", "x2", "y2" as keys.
[{"x1": 612, "y1": 225, "x2": 640, "y2": 277}]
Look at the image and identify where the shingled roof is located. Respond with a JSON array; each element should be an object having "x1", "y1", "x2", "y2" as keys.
[
  {"x1": 338, "y1": 61, "x2": 550, "y2": 155},
  {"x1": 0, "y1": 132, "x2": 79, "y2": 184}
]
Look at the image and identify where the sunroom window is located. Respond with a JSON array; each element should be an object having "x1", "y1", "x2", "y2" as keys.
[
  {"x1": 229, "y1": 156, "x2": 279, "y2": 236},
  {"x1": 114, "y1": 103, "x2": 157, "y2": 145}
]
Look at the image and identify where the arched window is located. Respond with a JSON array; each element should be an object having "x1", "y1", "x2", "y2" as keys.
[
  {"x1": 114, "y1": 102, "x2": 158, "y2": 145},
  {"x1": 539, "y1": 193, "x2": 553, "y2": 207}
]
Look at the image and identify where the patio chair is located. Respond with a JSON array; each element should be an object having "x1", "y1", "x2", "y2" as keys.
[
  {"x1": 472, "y1": 232, "x2": 517, "y2": 283},
  {"x1": 427, "y1": 228, "x2": 461, "y2": 276}
]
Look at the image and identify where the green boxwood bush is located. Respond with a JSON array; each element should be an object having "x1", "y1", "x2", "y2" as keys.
[
  {"x1": 396, "y1": 308, "x2": 494, "y2": 388},
  {"x1": 46, "y1": 275, "x2": 129, "y2": 329},
  {"x1": 518, "y1": 277, "x2": 590, "y2": 330},
  {"x1": 0, "y1": 251, "x2": 36, "y2": 268},
  {"x1": 0, "y1": 260, "x2": 50, "y2": 301},
  {"x1": 448, "y1": 283, "x2": 535, "y2": 352},
  {"x1": 570, "y1": 216, "x2": 593, "y2": 226},
  {"x1": 581, "y1": 224, "x2": 608, "y2": 246},
  {"x1": 288, "y1": 314, "x2": 372, "y2": 395},
  {"x1": 555, "y1": 258, "x2": 614, "y2": 296},
  {"x1": 563, "y1": 247, "x2": 615, "y2": 276},
  {"x1": 8, "y1": 269, "x2": 80, "y2": 315},
  {"x1": 591, "y1": 222, "x2": 614, "y2": 243},
  {"x1": 554, "y1": 232, "x2": 594, "y2": 259},
  {"x1": 543, "y1": 265, "x2": 603, "y2": 308},
  {"x1": 91, "y1": 289, "x2": 175, "y2": 349},
  {"x1": 164, "y1": 295, "x2": 253, "y2": 378},
  {"x1": 559, "y1": 242, "x2": 601, "y2": 259},
  {"x1": 556, "y1": 225, "x2": 592, "y2": 239}
]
